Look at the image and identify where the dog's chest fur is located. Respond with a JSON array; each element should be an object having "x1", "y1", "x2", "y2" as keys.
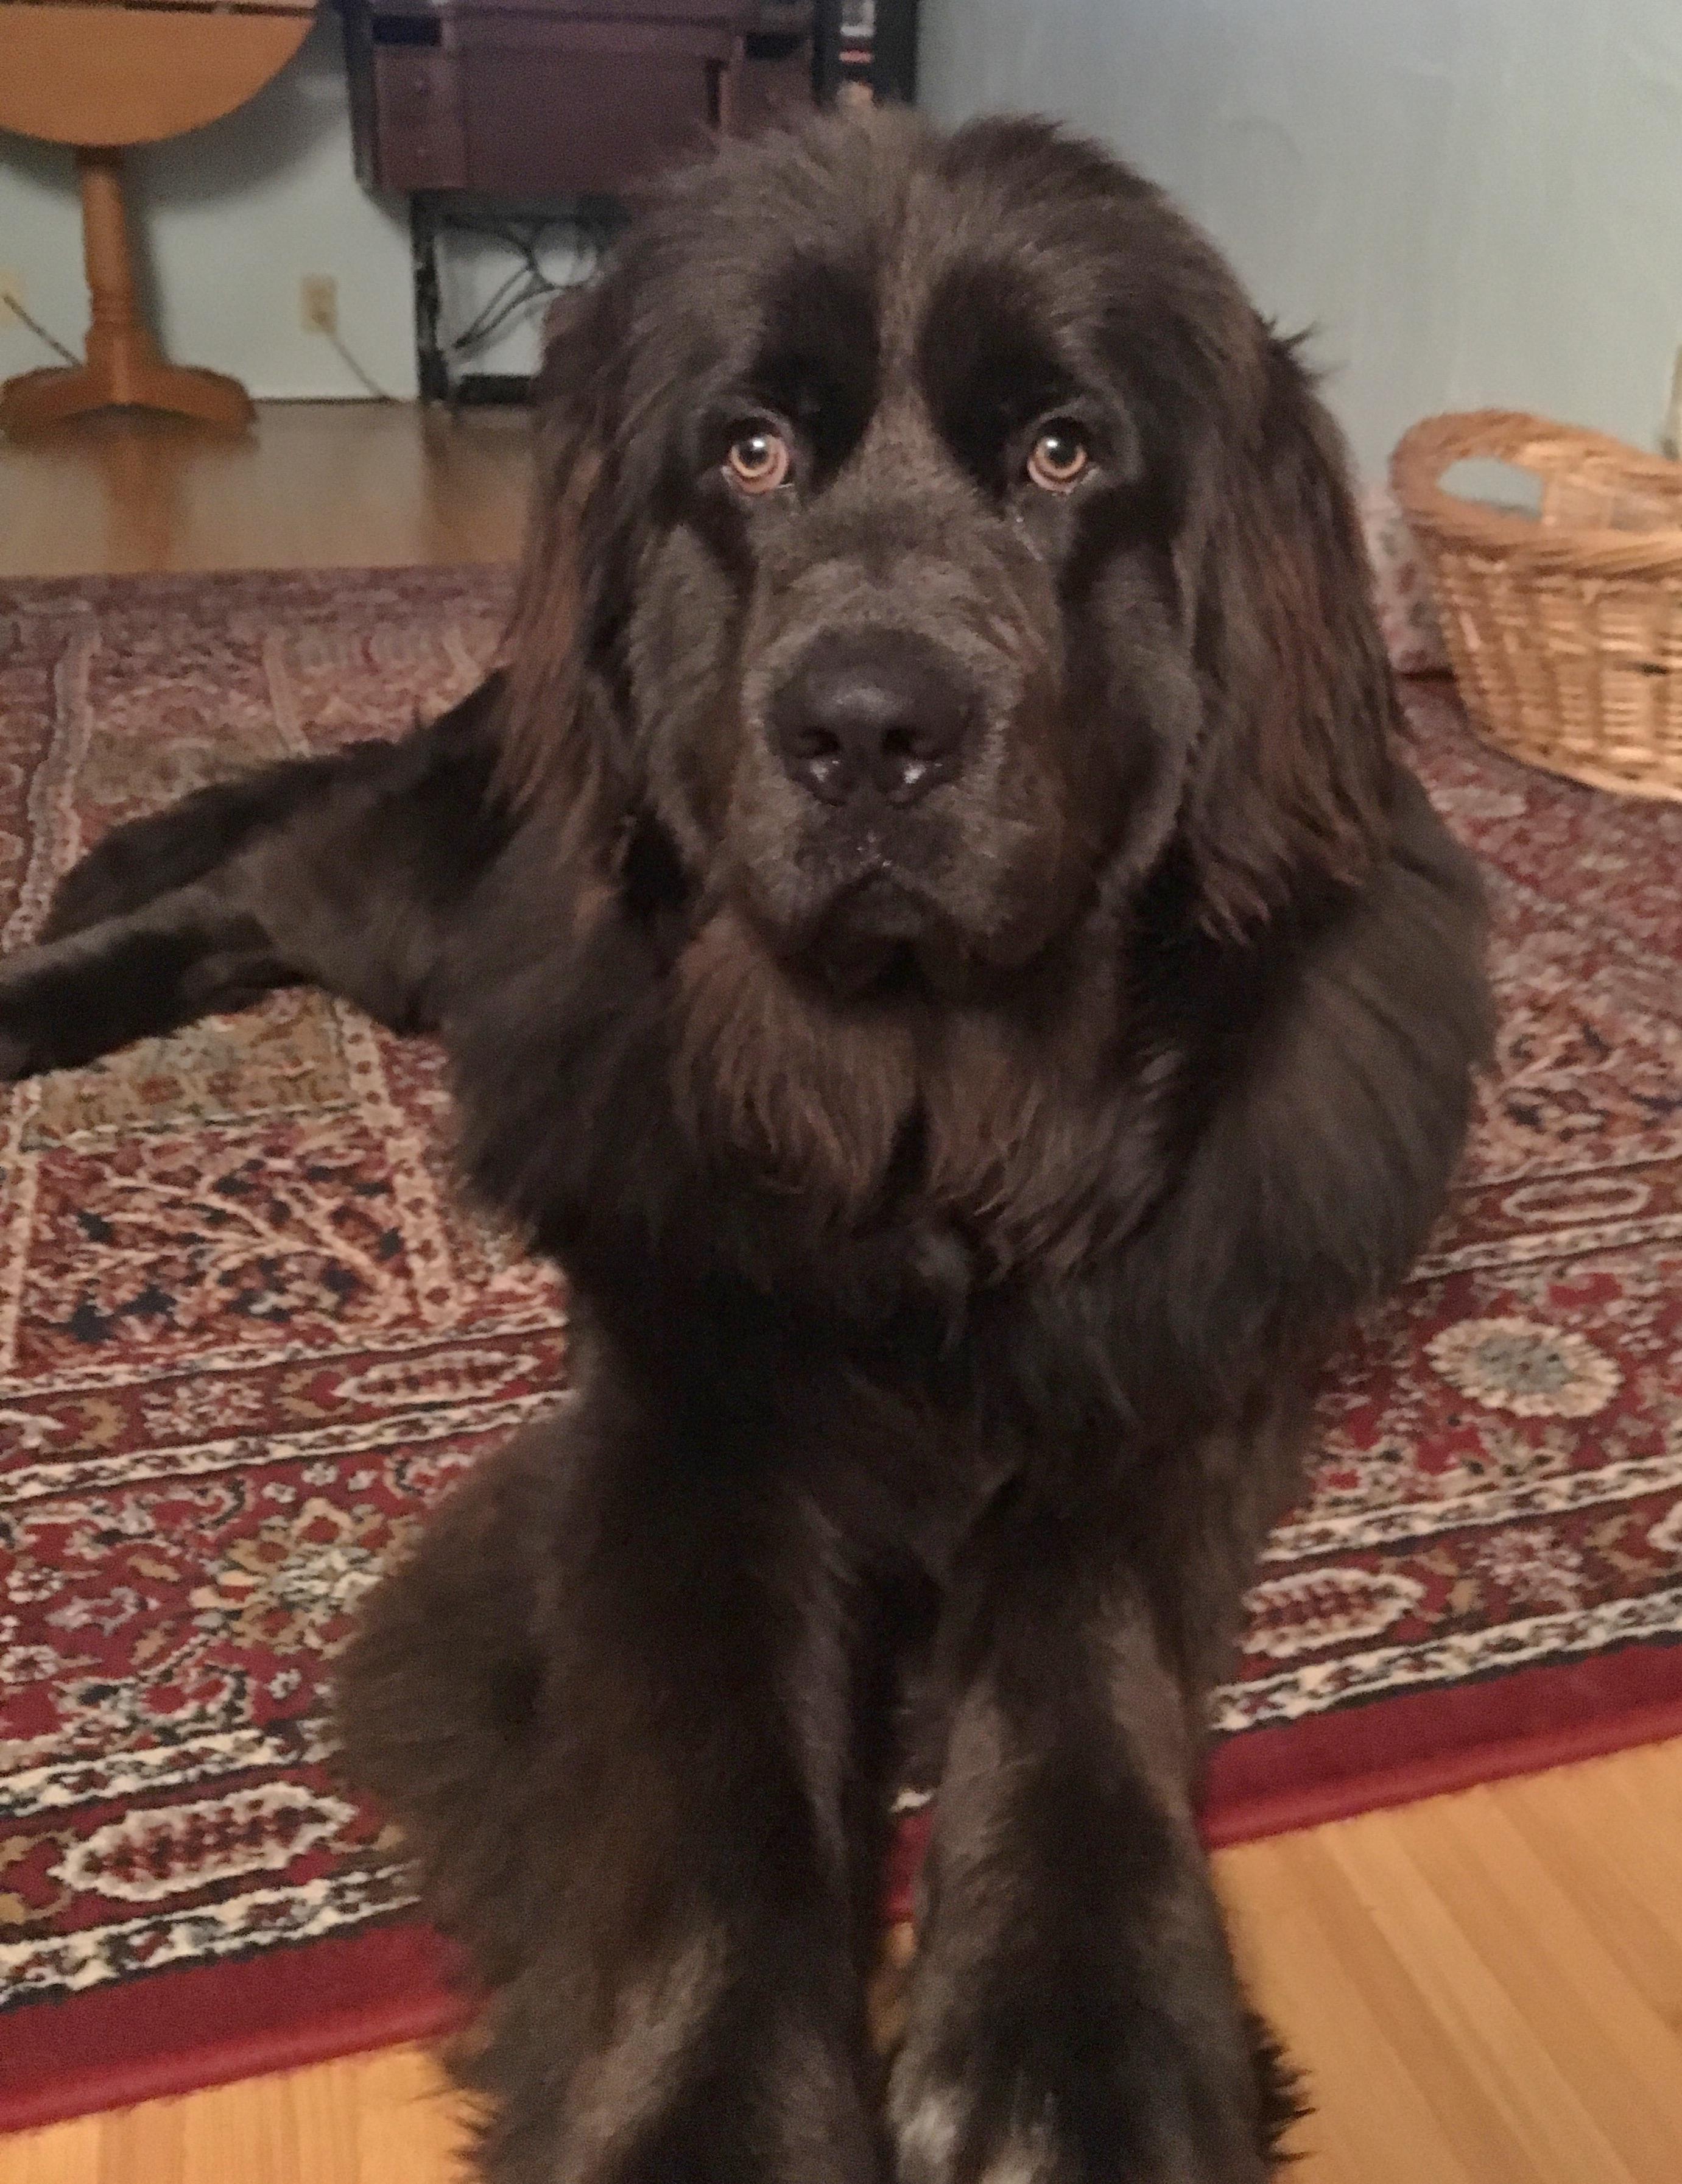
[{"x1": 670, "y1": 897, "x2": 1178, "y2": 1284}]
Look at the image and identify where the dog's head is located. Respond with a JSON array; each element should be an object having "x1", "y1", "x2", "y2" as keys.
[{"x1": 505, "y1": 111, "x2": 1394, "y2": 995}]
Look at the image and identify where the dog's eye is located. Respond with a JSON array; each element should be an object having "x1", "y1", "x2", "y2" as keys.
[
  {"x1": 1026, "y1": 425, "x2": 1091, "y2": 493},
  {"x1": 724, "y1": 426, "x2": 792, "y2": 495}
]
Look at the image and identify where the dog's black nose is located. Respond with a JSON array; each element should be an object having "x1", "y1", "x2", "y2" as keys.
[{"x1": 770, "y1": 630, "x2": 974, "y2": 808}]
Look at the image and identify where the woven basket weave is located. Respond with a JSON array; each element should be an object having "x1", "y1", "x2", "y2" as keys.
[{"x1": 1391, "y1": 410, "x2": 1682, "y2": 800}]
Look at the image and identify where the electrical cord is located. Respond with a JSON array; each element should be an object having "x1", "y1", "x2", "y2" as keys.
[
  {"x1": 1, "y1": 294, "x2": 80, "y2": 367},
  {"x1": 328, "y1": 329, "x2": 398, "y2": 403},
  {"x1": 447, "y1": 231, "x2": 560, "y2": 359},
  {"x1": 449, "y1": 267, "x2": 551, "y2": 359},
  {"x1": 441, "y1": 213, "x2": 618, "y2": 362}
]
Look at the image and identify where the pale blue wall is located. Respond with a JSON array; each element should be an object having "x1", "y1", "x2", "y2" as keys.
[{"x1": 920, "y1": 1, "x2": 1682, "y2": 479}]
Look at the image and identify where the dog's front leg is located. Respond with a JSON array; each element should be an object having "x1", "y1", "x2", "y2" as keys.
[
  {"x1": 340, "y1": 1360, "x2": 895, "y2": 2184},
  {"x1": 888, "y1": 1487, "x2": 1293, "y2": 2184},
  {"x1": 0, "y1": 679, "x2": 509, "y2": 1078}
]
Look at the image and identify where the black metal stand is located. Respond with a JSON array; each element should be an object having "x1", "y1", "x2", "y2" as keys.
[
  {"x1": 812, "y1": 0, "x2": 845, "y2": 104},
  {"x1": 872, "y1": 1, "x2": 918, "y2": 104},
  {"x1": 410, "y1": 199, "x2": 451, "y2": 404}
]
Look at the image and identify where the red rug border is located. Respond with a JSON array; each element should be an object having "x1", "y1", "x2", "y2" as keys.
[
  {"x1": 6, "y1": 1641, "x2": 1680, "y2": 2136},
  {"x1": 1200, "y1": 1635, "x2": 1682, "y2": 1842},
  {"x1": 0, "y1": 1923, "x2": 463, "y2": 2136},
  {"x1": 1203, "y1": 1688, "x2": 1682, "y2": 1847}
]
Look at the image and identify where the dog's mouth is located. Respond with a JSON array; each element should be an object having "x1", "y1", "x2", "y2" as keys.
[
  {"x1": 802, "y1": 867, "x2": 934, "y2": 996},
  {"x1": 831, "y1": 865, "x2": 931, "y2": 943},
  {"x1": 783, "y1": 857, "x2": 1016, "y2": 1004}
]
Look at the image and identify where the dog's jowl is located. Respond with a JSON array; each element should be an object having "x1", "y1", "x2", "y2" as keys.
[{"x1": 0, "y1": 111, "x2": 1490, "y2": 2184}]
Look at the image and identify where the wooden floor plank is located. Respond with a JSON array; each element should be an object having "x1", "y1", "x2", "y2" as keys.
[
  {"x1": 1498, "y1": 1766, "x2": 1682, "y2": 2025},
  {"x1": 1219, "y1": 1837, "x2": 1484, "y2": 2184},
  {"x1": 1, "y1": 2113, "x2": 100, "y2": 2184},
  {"x1": 1400, "y1": 1793, "x2": 1682, "y2": 2177},
  {"x1": 1229, "y1": 1820, "x2": 1536, "y2": 2182},
  {"x1": 1319, "y1": 1805, "x2": 1642, "y2": 2182}
]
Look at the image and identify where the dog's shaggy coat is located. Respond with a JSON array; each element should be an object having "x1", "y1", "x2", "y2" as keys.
[{"x1": 0, "y1": 112, "x2": 1490, "y2": 2184}]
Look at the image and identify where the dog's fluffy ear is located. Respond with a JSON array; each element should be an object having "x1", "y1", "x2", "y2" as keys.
[
  {"x1": 1179, "y1": 337, "x2": 1395, "y2": 934},
  {"x1": 496, "y1": 280, "x2": 627, "y2": 847}
]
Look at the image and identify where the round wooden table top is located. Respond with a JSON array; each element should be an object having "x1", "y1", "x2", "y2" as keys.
[{"x1": 0, "y1": 0, "x2": 315, "y2": 149}]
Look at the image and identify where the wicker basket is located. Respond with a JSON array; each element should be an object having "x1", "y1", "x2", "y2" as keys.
[{"x1": 1391, "y1": 410, "x2": 1682, "y2": 800}]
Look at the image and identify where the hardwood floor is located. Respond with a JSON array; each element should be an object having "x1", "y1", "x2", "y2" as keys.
[
  {"x1": 0, "y1": 401, "x2": 532, "y2": 579},
  {"x1": 1222, "y1": 1742, "x2": 1682, "y2": 2183},
  {"x1": 1, "y1": 401, "x2": 1679, "y2": 2184}
]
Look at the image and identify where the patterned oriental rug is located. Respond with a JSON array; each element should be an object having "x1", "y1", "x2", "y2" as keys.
[{"x1": 1, "y1": 569, "x2": 1680, "y2": 2131}]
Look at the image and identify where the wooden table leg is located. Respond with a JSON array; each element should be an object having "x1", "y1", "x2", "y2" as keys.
[{"x1": 1, "y1": 147, "x2": 255, "y2": 437}]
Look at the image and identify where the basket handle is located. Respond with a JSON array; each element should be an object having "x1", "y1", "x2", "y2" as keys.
[{"x1": 1391, "y1": 410, "x2": 1682, "y2": 571}]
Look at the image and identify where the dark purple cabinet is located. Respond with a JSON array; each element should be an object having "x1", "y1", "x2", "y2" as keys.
[{"x1": 343, "y1": 1, "x2": 817, "y2": 196}]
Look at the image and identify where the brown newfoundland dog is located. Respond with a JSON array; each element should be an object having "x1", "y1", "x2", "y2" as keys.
[{"x1": 0, "y1": 111, "x2": 1488, "y2": 2184}]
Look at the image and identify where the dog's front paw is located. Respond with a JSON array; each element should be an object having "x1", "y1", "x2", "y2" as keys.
[
  {"x1": 0, "y1": 912, "x2": 225, "y2": 1081},
  {"x1": 887, "y1": 1982, "x2": 1293, "y2": 2184},
  {"x1": 0, "y1": 959, "x2": 60, "y2": 1082},
  {"x1": 0, "y1": 943, "x2": 114, "y2": 1081}
]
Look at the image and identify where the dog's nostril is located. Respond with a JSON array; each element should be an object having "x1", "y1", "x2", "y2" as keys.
[
  {"x1": 791, "y1": 729, "x2": 846, "y2": 800},
  {"x1": 770, "y1": 630, "x2": 976, "y2": 810}
]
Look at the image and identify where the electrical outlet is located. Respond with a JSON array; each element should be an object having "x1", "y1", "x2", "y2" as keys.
[
  {"x1": 0, "y1": 268, "x2": 24, "y2": 319},
  {"x1": 300, "y1": 275, "x2": 338, "y2": 337}
]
